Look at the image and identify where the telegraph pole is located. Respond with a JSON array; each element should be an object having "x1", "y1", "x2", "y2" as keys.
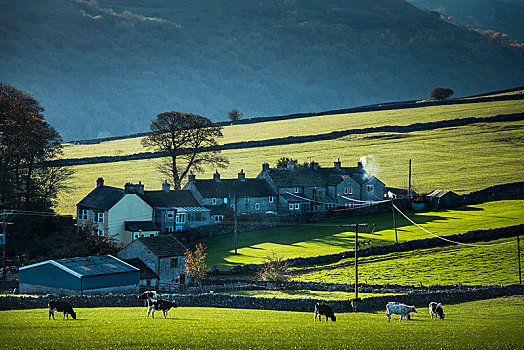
[
  {"x1": 408, "y1": 159, "x2": 412, "y2": 208},
  {"x1": 339, "y1": 222, "x2": 368, "y2": 300},
  {"x1": 0, "y1": 211, "x2": 14, "y2": 290},
  {"x1": 233, "y1": 194, "x2": 238, "y2": 255},
  {"x1": 392, "y1": 199, "x2": 398, "y2": 245},
  {"x1": 518, "y1": 235, "x2": 522, "y2": 285}
]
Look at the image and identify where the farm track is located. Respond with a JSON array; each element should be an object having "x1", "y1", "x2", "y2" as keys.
[
  {"x1": 46, "y1": 111, "x2": 524, "y2": 167},
  {"x1": 288, "y1": 245, "x2": 464, "y2": 275}
]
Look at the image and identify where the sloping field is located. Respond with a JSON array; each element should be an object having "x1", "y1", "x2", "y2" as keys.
[
  {"x1": 0, "y1": 297, "x2": 522, "y2": 349},
  {"x1": 56, "y1": 120, "x2": 524, "y2": 215},
  {"x1": 204, "y1": 199, "x2": 523, "y2": 268},
  {"x1": 291, "y1": 237, "x2": 521, "y2": 286},
  {"x1": 60, "y1": 99, "x2": 524, "y2": 158}
]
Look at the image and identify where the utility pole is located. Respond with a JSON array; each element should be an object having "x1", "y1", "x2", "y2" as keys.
[
  {"x1": 233, "y1": 194, "x2": 238, "y2": 255},
  {"x1": 518, "y1": 235, "x2": 522, "y2": 285},
  {"x1": 408, "y1": 159, "x2": 412, "y2": 208},
  {"x1": 392, "y1": 199, "x2": 398, "y2": 245},
  {"x1": 339, "y1": 222, "x2": 368, "y2": 300},
  {"x1": 0, "y1": 211, "x2": 14, "y2": 289}
]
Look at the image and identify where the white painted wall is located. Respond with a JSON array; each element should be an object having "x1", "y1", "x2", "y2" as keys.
[{"x1": 108, "y1": 194, "x2": 153, "y2": 246}]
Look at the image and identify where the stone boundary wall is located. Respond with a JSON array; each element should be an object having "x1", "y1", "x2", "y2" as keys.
[
  {"x1": 1, "y1": 285, "x2": 522, "y2": 313},
  {"x1": 462, "y1": 182, "x2": 524, "y2": 204},
  {"x1": 68, "y1": 88, "x2": 523, "y2": 145},
  {"x1": 216, "y1": 224, "x2": 524, "y2": 274},
  {"x1": 49, "y1": 112, "x2": 524, "y2": 167}
]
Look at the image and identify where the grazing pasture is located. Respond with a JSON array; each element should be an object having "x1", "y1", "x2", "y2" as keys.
[
  {"x1": 205, "y1": 199, "x2": 524, "y2": 268},
  {"x1": 0, "y1": 296, "x2": 522, "y2": 349},
  {"x1": 55, "y1": 119, "x2": 524, "y2": 215},
  {"x1": 218, "y1": 290, "x2": 404, "y2": 300},
  {"x1": 292, "y1": 237, "x2": 521, "y2": 286}
]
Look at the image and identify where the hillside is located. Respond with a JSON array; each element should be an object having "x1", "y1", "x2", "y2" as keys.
[{"x1": 1, "y1": 0, "x2": 523, "y2": 140}]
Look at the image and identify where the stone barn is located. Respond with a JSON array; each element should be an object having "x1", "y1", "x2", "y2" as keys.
[
  {"x1": 427, "y1": 190, "x2": 462, "y2": 209},
  {"x1": 19, "y1": 255, "x2": 140, "y2": 295}
]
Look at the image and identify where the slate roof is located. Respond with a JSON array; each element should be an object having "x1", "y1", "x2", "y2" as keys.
[
  {"x1": 122, "y1": 258, "x2": 158, "y2": 280},
  {"x1": 140, "y1": 190, "x2": 201, "y2": 208},
  {"x1": 125, "y1": 221, "x2": 159, "y2": 232},
  {"x1": 20, "y1": 255, "x2": 139, "y2": 277},
  {"x1": 205, "y1": 204, "x2": 233, "y2": 216},
  {"x1": 138, "y1": 234, "x2": 186, "y2": 258},
  {"x1": 264, "y1": 166, "x2": 366, "y2": 188},
  {"x1": 427, "y1": 190, "x2": 458, "y2": 198},
  {"x1": 280, "y1": 193, "x2": 312, "y2": 203},
  {"x1": 77, "y1": 186, "x2": 124, "y2": 211},
  {"x1": 192, "y1": 179, "x2": 276, "y2": 198}
]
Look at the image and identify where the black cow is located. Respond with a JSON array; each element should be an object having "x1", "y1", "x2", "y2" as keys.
[
  {"x1": 138, "y1": 291, "x2": 157, "y2": 301},
  {"x1": 48, "y1": 300, "x2": 76, "y2": 320},
  {"x1": 314, "y1": 303, "x2": 336, "y2": 322},
  {"x1": 429, "y1": 302, "x2": 445, "y2": 320},
  {"x1": 147, "y1": 299, "x2": 178, "y2": 319}
]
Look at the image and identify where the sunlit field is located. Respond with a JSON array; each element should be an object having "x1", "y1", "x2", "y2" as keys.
[
  {"x1": 204, "y1": 199, "x2": 524, "y2": 268},
  {"x1": 0, "y1": 297, "x2": 522, "y2": 349},
  {"x1": 292, "y1": 237, "x2": 521, "y2": 286},
  {"x1": 56, "y1": 120, "x2": 524, "y2": 215},
  {"x1": 218, "y1": 290, "x2": 404, "y2": 299}
]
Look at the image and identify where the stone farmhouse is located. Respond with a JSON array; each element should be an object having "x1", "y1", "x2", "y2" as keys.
[{"x1": 76, "y1": 159, "x2": 385, "y2": 245}]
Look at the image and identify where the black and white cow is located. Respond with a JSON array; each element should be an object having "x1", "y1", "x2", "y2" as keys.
[
  {"x1": 349, "y1": 297, "x2": 362, "y2": 312},
  {"x1": 48, "y1": 300, "x2": 76, "y2": 320},
  {"x1": 314, "y1": 303, "x2": 336, "y2": 322},
  {"x1": 429, "y1": 302, "x2": 445, "y2": 320},
  {"x1": 147, "y1": 299, "x2": 178, "y2": 319},
  {"x1": 386, "y1": 302, "x2": 417, "y2": 322}
]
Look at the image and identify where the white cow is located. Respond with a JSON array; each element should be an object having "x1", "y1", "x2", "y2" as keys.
[{"x1": 386, "y1": 302, "x2": 417, "y2": 322}]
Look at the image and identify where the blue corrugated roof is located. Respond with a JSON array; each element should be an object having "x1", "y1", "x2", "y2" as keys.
[{"x1": 21, "y1": 255, "x2": 139, "y2": 277}]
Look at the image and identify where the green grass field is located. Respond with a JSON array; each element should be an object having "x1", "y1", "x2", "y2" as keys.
[
  {"x1": 204, "y1": 199, "x2": 524, "y2": 268},
  {"x1": 0, "y1": 297, "x2": 522, "y2": 349},
  {"x1": 292, "y1": 237, "x2": 522, "y2": 286},
  {"x1": 218, "y1": 290, "x2": 403, "y2": 300},
  {"x1": 56, "y1": 119, "x2": 524, "y2": 215},
  {"x1": 61, "y1": 100, "x2": 524, "y2": 159}
]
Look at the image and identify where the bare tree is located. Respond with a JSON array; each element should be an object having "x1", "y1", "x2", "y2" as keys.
[
  {"x1": 257, "y1": 252, "x2": 290, "y2": 284},
  {"x1": 141, "y1": 111, "x2": 228, "y2": 189},
  {"x1": 227, "y1": 108, "x2": 244, "y2": 123}
]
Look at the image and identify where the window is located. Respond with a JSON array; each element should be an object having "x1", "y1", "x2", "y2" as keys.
[
  {"x1": 366, "y1": 201, "x2": 373, "y2": 206},
  {"x1": 367, "y1": 185, "x2": 374, "y2": 192},
  {"x1": 269, "y1": 196, "x2": 274, "y2": 203},
  {"x1": 245, "y1": 197, "x2": 249, "y2": 203},
  {"x1": 215, "y1": 215, "x2": 224, "y2": 223},
  {"x1": 97, "y1": 229, "x2": 104, "y2": 236},
  {"x1": 166, "y1": 211, "x2": 175, "y2": 219},
  {"x1": 294, "y1": 203, "x2": 300, "y2": 210},
  {"x1": 176, "y1": 213, "x2": 186, "y2": 223},
  {"x1": 175, "y1": 226, "x2": 183, "y2": 232},
  {"x1": 294, "y1": 187, "x2": 300, "y2": 193},
  {"x1": 344, "y1": 187, "x2": 353, "y2": 195},
  {"x1": 224, "y1": 197, "x2": 228, "y2": 204},
  {"x1": 166, "y1": 226, "x2": 174, "y2": 233},
  {"x1": 254, "y1": 203, "x2": 260, "y2": 210},
  {"x1": 79, "y1": 209, "x2": 89, "y2": 221},
  {"x1": 212, "y1": 198, "x2": 217, "y2": 205},
  {"x1": 170, "y1": 258, "x2": 178, "y2": 268},
  {"x1": 133, "y1": 232, "x2": 140, "y2": 240},
  {"x1": 289, "y1": 203, "x2": 294, "y2": 210},
  {"x1": 95, "y1": 212, "x2": 104, "y2": 223}
]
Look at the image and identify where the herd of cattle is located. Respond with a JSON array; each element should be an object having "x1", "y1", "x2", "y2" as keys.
[{"x1": 47, "y1": 291, "x2": 445, "y2": 322}]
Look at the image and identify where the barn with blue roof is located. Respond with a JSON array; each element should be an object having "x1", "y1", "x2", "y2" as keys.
[{"x1": 19, "y1": 255, "x2": 140, "y2": 295}]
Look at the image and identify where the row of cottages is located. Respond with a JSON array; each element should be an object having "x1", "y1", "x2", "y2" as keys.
[
  {"x1": 76, "y1": 178, "x2": 209, "y2": 246},
  {"x1": 76, "y1": 159, "x2": 385, "y2": 246}
]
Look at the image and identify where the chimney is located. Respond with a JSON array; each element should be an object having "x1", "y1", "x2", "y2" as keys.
[
  {"x1": 188, "y1": 171, "x2": 196, "y2": 183},
  {"x1": 312, "y1": 162, "x2": 319, "y2": 170},
  {"x1": 162, "y1": 180, "x2": 170, "y2": 192},
  {"x1": 287, "y1": 158, "x2": 296, "y2": 171},
  {"x1": 334, "y1": 158, "x2": 341, "y2": 170},
  {"x1": 96, "y1": 177, "x2": 104, "y2": 187},
  {"x1": 124, "y1": 181, "x2": 145, "y2": 195},
  {"x1": 262, "y1": 163, "x2": 270, "y2": 172},
  {"x1": 358, "y1": 161, "x2": 364, "y2": 171},
  {"x1": 238, "y1": 169, "x2": 246, "y2": 181},
  {"x1": 213, "y1": 170, "x2": 221, "y2": 182}
]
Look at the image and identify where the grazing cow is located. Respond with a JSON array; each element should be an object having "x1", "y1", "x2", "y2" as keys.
[
  {"x1": 147, "y1": 299, "x2": 178, "y2": 319},
  {"x1": 386, "y1": 302, "x2": 417, "y2": 322},
  {"x1": 314, "y1": 303, "x2": 336, "y2": 322},
  {"x1": 349, "y1": 297, "x2": 362, "y2": 312},
  {"x1": 138, "y1": 291, "x2": 157, "y2": 301},
  {"x1": 48, "y1": 300, "x2": 76, "y2": 320},
  {"x1": 429, "y1": 302, "x2": 445, "y2": 320}
]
